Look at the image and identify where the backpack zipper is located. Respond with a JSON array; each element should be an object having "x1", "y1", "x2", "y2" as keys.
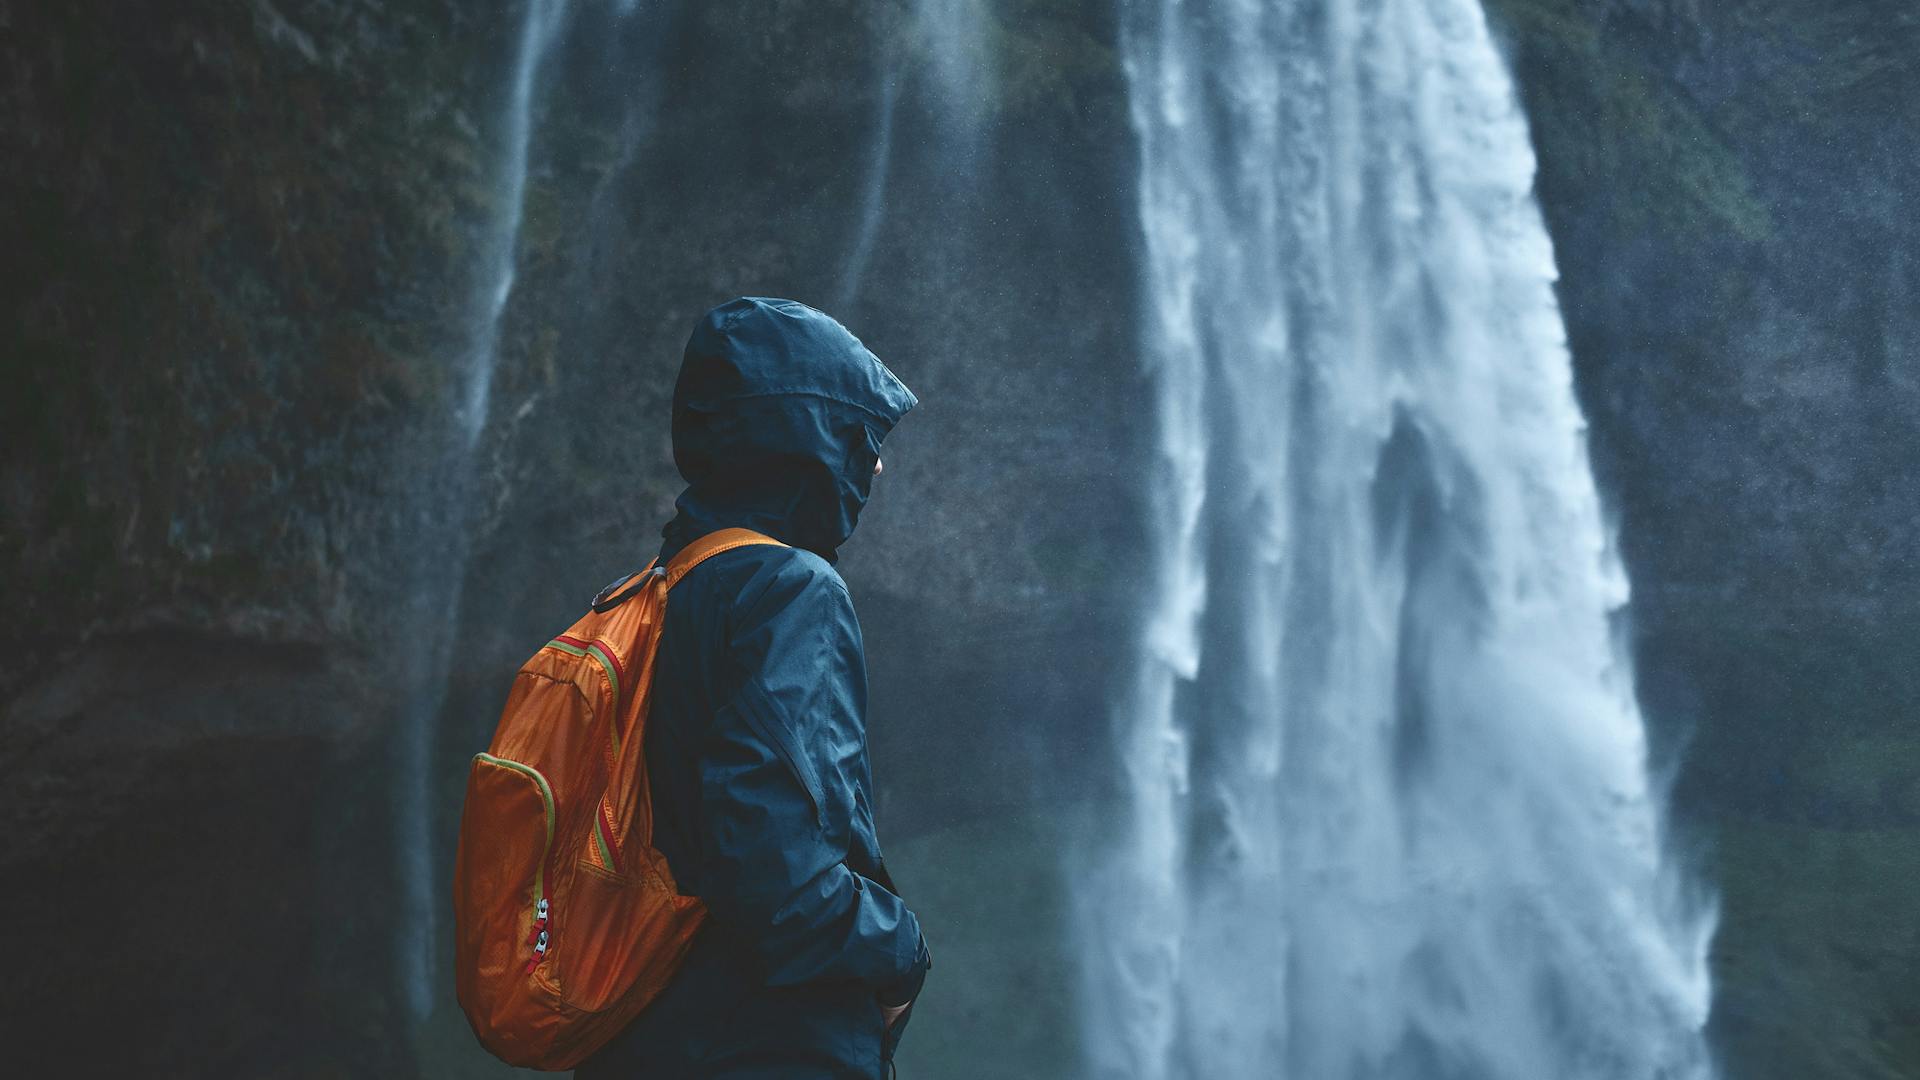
[{"x1": 474, "y1": 752, "x2": 558, "y2": 974}]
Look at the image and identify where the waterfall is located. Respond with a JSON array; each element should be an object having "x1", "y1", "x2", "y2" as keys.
[
  {"x1": 458, "y1": 0, "x2": 571, "y2": 449},
  {"x1": 837, "y1": 65, "x2": 900, "y2": 313},
  {"x1": 913, "y1": 0, "x2": 990, "y2": 108},
  {"x1": 1077, "y1": 1, "x2": 1718, "y2": 1077},
  {"x1": 911, "y1": 0, "x2": 992, "y2": 162},
  {"x1": 394, "y1": 0, "x2": 569, "y2": 1019}
]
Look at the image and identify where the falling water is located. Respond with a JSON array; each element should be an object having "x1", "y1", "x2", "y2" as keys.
[
  {"x1": 837, "y1": 67, "x2": 900, "y2": 312},
  {"x1": 913, "y1": 0, "x2": 989, "y2": 102},
  {"x1": 1078, "y1": 0, "x2": 1718, "y2": 1077},
  {"x1": 458, "y1": 0, "x2": 571, "y2": 448},
  {"x1": 910, "y1": 0, "x2": 992, "y2": 154},
  {"x1": 394, "y1": 0, "x2": 569, "y2": 1018}
]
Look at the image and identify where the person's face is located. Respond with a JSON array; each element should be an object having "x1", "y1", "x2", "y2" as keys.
[{"x1": 873, "y1": 457, "x2": 884, "y2": 478}]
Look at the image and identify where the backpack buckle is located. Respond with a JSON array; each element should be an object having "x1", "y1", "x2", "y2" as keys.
[{"x1": 591, "y1": 566, "x2": 661, "y2": 612}]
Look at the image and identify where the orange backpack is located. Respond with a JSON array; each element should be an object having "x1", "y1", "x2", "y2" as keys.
[{"x1": 453, "y1": 527, "x2": 785, "y2": 1070}]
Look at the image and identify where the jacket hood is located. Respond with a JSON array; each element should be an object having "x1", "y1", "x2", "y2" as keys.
[{"x1": 660, "y1": 297, "x2": 917, "y2": 564}]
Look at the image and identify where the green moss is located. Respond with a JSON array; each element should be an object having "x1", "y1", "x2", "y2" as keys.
[
  {"x1": 1711, "y1": 820, "x2": 1920, "y2": 1079},
  {"x1": 986, "y1": 0, "x2": 1119, "y2": 120},
  {"x1": 1803, "y1": 734, "x2": 1920, "y2": 822},
  {"x1": 1484, "y1": 0, "x2": 1772, "y2": 244},
  {"x1": 888, "y1": 0, "x2": 1119, "y2": 121},
  {"x1": 1725, "y1": 1, "x2": 1920, "y2": 119}
]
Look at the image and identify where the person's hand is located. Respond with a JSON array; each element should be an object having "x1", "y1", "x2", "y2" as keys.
[{"x1": 881, "y1": 999, "x2": 911, "y2": 1030}]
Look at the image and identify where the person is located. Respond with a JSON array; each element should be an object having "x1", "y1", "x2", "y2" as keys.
[{"x1": 578, "y1": 297, "x2": 930, "y2": 1079}]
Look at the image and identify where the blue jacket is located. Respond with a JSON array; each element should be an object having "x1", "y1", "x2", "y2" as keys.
[{"x1": 578, "y1": 298, "x2": 929, "y2": 1079}]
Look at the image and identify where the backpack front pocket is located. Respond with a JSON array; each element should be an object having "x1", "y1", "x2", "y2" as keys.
[
  {"x1": 553, "y1": 859, "x2": 703, "y2": 1014},
  {"x1": 455, "y1": 754, "x2": 559, "y2": 1003}
]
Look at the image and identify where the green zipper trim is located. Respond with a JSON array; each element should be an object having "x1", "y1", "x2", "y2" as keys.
[
  {"x1": 592, "y1": 819, "x2": 616, "y2": 869},
  {"x1": 545, "y1": 637, "x2": 625, "y2": 759},
  {"x1": 474, "y1": 752, "x2": 555, "y2": 902}
]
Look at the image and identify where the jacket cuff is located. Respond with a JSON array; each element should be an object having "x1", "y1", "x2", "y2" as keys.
[{"x1": 876, "y1": 935, "x2": 930, "y2": 1007}]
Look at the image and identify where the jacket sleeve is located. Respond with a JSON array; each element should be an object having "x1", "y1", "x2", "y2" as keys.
[{"x1": 695, "y1": 556, "x2": 926, "y2": 995}]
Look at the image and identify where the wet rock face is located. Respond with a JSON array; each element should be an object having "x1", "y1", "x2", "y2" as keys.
[
  {"x1": 1488, "y1": 0, "x2": 1920, "y2": 1075},
  {"x1": 1492, "y1": 0, "x2": 1920, "y2": 822},
  {"x1": 2, "y1": 1, "x2": 1141, "y2": 1072},
  {"x1": 2, "y1": 5, "x2": 490, "y2": 1069},
  {"x1": 1, "y1": 0, "x2": 493, "y2": 666},
  {"x1": 2, "y1": 634, "x2": 403, "y2": 1075}
]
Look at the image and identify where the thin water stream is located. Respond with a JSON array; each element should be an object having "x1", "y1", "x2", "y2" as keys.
[{"x1": 395, "y1": 0, "x2": 570, "y2": 1019}]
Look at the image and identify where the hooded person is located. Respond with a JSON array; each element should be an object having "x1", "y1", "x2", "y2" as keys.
[{"x1": 577, "y1": 297, "x2": 930, "y2": 1079}]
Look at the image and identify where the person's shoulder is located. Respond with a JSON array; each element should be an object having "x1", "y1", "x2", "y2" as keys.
[
  {"x1": 720, "y1": 544, "x2": 850, "y2": 616},
  {"x1": 704, "y1": 540, "x2": 835, "y2": 579}
]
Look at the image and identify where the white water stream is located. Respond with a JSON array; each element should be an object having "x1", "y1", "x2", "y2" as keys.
[
  {"x1": 838, "y1": 67, "x2": 900, "y2": 312},
  {"x1": 913, "y1": 0, "x2": 992, "y2": 131},
  {"x1": 1077, "y1": 0, "x2": 1718, "y2": 1076},
  {"x1": 395, "y1": 0, "x2": 570, "y2": 1018}
]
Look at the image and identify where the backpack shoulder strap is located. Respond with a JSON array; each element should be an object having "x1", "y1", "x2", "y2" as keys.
[{"x1": 664, "y1": 527, "x2": 787, "y2": 591}]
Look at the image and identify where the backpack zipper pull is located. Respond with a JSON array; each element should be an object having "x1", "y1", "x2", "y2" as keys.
[
  {"x1": 525, "y1": 897, "x2": 552, "y2": 943},
  {"x1": 523, "y1": 929, "x2": 551, "y2": 975}
]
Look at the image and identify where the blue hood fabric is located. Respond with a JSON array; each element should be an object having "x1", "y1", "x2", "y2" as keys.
[
  {"x1": 661, "y1": 296, "x2": 917, "y2": 565},
  {"x1": 581, "y1": 300, "x2": 927, "y2": 1080}
]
